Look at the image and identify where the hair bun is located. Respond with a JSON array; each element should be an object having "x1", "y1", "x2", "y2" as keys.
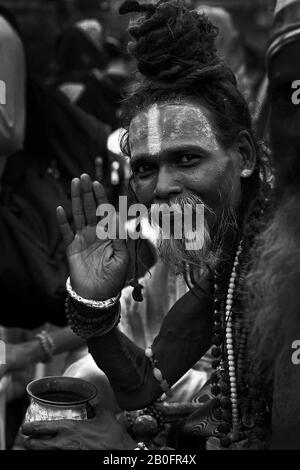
[
  {"x1": 119, "y1": 0, "x2": 155, "y2": 15},
  {"x1": 120, "y1": 0, "x2": 225, "y2": 89}
]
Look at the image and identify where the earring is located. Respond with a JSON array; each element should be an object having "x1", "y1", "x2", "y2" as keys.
[{"x1": 241, "y1": 169, "x2": 252, "y2": 178}]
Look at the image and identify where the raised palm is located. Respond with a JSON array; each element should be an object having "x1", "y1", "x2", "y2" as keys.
[{"x1": 57, "y1": 174, "x2": 130, "y2": 300}]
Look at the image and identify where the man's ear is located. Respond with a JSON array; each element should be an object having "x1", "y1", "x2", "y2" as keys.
[{"x1": 235, "y1": 130, "x2": 257, "y2": 179}]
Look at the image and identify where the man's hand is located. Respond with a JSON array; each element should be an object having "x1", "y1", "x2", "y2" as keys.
[
  {"x1": 56, "y1": 174, "x2": 130, "y2": 301},
  {"x1": 21, "y1": 405, "x2": 136, "y2": 450}
]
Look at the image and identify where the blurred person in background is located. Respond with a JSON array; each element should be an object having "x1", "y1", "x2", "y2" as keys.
[
  {"x1": 195, "y1": 2, "x2": 269, "y2": 136},
  {"x1": 54, "y1": 19, "x2": 133, "y2": 206},
  {"x1": 248, "y1": 0, "x2": 300, "y2": 450},
  {"x1": 195, "y1": 4, "x2": 251, "y2": 96},
  {"x1": 0, "y1": 6, "x2": 109, "y2": 447},
  {"x1": 55, "y1": 19, "x2": 131, "y2": 131}
]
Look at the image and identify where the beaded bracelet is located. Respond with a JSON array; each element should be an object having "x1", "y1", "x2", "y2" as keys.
[
  {"x1": 35, "y1": 330, "x2": 55, "y2": 363},
  {"x1": 124, "y1": 403, "x2": 165, "y2": 438},
  {"x1": 145, "y1": 346, "x2": 173, "y2": 398},
  {"x1": 65, "y1": 296, "x2": 121, "y2": 339}
]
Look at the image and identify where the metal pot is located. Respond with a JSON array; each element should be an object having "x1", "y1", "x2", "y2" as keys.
[{"x1": 25, "y1": 376, "x2": 97, "y2": 422}]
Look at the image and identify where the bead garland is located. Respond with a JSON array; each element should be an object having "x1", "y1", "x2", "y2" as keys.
[
  {"x1": 225, "y1": 240, "x2": 243, "y2": 441},
  {"x1": 211, "y1": 234, "x2": 271, "y2": 449},
  {"x1": 143, "y1": 403, "x2": 165, "y2": 431},
  {"x1": 211, "y1": 240, "x2": 243, "y2": 447},
  {"x1": 145, "y1": 346, "x2": 173, "y2": 398},
  {"x1": 125, "y1": 403, "x2": 165, "y2": 439}
]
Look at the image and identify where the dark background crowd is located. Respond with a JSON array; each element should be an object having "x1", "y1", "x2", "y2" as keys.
[{"x1": 2, "y1": 0, "x2": 274, "y2": 83}]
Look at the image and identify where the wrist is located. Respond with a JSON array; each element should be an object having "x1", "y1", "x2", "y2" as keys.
[
  {"x1": 66, "y1": 277, "x2": 121, "y2": 310},
  {"x1": 27, "y1": 339, "x2": 46, "y2": 364},
  {"x1": 69, "y1": 277, "x2": 121, "y2": 302},
  {"x1": 34, "y1": 331, "x2": 55, "y2": 363}
]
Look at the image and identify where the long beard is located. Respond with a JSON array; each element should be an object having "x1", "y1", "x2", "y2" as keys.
[
  {"x1": 248, "y1": 188, "x2": 300, "y2": 381},
  {"x1": 149, "y1": 192, "x2": 238, "y2": 277}
]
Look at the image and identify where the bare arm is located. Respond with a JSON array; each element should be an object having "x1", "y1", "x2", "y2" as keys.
[{"x1": 87, "y1": 279, "x2": 213, "y2": 411}]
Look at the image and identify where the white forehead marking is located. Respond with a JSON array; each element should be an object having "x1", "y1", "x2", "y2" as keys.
[
  {"x1": 167, "y1": 104, "x2": 219, "y2": 152},
  {"x1": 147, "y1": 104, "x2": 161, "y2": 156}
]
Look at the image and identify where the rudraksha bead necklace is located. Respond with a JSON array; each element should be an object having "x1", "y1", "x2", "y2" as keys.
[{"x1": 211, "y1": 237, "x2": 270, "y2": 449}]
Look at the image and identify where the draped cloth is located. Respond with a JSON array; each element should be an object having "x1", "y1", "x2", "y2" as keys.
[{"x1": 119, "y1": 260, "x2": 212, "y2": 403}]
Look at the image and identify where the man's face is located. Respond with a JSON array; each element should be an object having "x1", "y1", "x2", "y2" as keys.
[
  {"x1": 128, "y1": 101, "x2": 242, "y2": 271},
  {"x1": 129, "y1": 101, "x2": 242, "y2": 222},
  {"x1": 269, "y1": 41, "x2": 300, "y2": 187}
]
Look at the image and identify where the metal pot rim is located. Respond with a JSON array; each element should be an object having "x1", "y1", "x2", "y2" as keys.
[{"x1": 26, "y1": 376, "x2": 97, "y2": 406}]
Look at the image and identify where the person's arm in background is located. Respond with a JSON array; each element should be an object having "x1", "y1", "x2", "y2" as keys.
[
  {"x1": 0, "y1": 15, "x2": 26, "y2": 157},
  {"x1": 0, "y1": 327, "x2": 85, "y2": 379}
]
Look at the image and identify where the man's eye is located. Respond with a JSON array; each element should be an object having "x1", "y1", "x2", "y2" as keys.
[
  {"x1": 135, "y1": 164, "x2": 153, "y2": 175},
  {"x1": 179, "y1": 154, "x2": 199, "y2": 164}
]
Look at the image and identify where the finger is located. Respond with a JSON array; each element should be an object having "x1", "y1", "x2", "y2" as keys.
[
  {"x1": 93, "y1": 182, "x2": 127, "y2": 255},
  {"x1": 93, "y1": 180, "x2": 109, "y2": 207},
  {"x1": 21, "y1": 421, "x2": 59, "y2": 437},
  {"x1": 71, "y1": 178, "x2": 85, "y2": 231},
  {"x1": 56, "y1": 206, "x2": 74, "y2": 246},
  {"x1": 95, "y1": 156, "x2": 104, "y2": 182},
  {"x1": 21, "y1": 435, "x2": 58, "y2": 451},
  {"x1": 80, "y1": 174, "x2": 97, "y2": 226}
]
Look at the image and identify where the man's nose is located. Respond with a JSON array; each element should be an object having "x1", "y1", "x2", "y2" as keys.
[{"x1": 153, "y1": 166, "x2": 182, "y2": 200}]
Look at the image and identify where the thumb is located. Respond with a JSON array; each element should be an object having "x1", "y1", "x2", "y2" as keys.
[{"x1": 22, "y1": 421, "x2": 60, "y2": 437}]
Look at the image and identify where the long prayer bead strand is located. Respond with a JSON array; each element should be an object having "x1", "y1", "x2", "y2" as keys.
[{"x1": 225, "y1": 241, "x2": 243, "y2": 442}]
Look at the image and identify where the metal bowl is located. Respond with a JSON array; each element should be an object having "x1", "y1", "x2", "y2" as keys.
[{"x1": 25, "y1": 376, "x2": 97, "y2": 422}]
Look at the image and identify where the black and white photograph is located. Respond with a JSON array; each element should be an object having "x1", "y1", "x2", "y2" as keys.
[{"x1": 0, "y1": 0, "x2": 299, "y2": 457}]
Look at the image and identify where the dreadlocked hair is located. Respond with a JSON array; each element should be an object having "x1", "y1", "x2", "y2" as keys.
[{"x1": 119, "y1": 0, "x2": 269, "y2": 214}]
